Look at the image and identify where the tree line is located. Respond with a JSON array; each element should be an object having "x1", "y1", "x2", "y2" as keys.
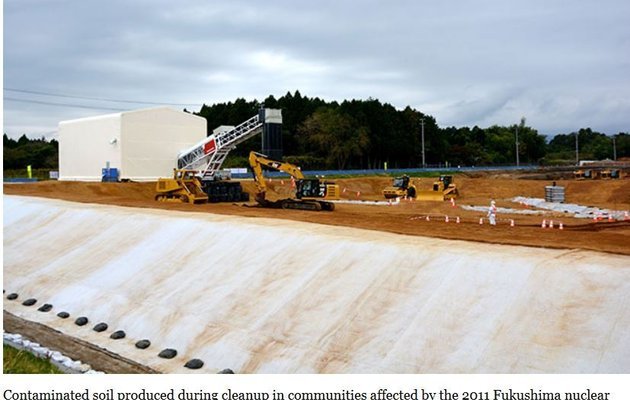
[
  {"x1": 197, "y1": 91, "x2": 629, "y2": 169},
  {"x1": 4, "y1": 91, "x2": 629, "y2": 171},
  {"x1": 4, "y1": 134, "x2": 58, "y2": 170}
]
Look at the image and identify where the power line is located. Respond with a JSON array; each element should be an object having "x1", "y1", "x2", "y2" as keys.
[
  {"x1": 4, "y1": 97, "x2": 128, "y2": 111},
  {"x1": 4, "y1": 87, "x2": 202, "y2": 106}
]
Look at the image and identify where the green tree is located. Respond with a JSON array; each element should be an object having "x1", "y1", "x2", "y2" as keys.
[
  {"x1": 3, "y1": 135, "x2": 58, "y2": 170},
  {"x1": 299, "y1": 108, "x2": 370, "y2": 170},
  {"x1": 613, "y1": 133, "x2": 630, "y2": 159}
]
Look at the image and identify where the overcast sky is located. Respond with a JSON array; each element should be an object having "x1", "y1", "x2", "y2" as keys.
[{"x1": 3, "y1": 0, "x2": 630, "y2": 140}]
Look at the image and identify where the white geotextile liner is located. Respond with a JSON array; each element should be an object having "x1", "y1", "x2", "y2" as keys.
[
  {"x1": 3, "y1": 195, "x2": 630, "y2": 373},
  {"x1": 461, "y1": 198, "x2": 629, "y2": 219},
  {"x1": 512, "y1": 197, "x2": 629, "y2": 219}
]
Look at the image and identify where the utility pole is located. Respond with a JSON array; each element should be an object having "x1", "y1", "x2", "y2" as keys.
[
  {"x1": 612, "y1": 136, "x2": 617, "y2": 160},
  {"x1": 420, "y1": 117, "x2": 425, "y2": 168},
  {"x1": 515, "y1": 116, "x2": 525, "y2": 167},
  {"x1": 515, "y1": 124, "x2": 520, "y2": 167}
]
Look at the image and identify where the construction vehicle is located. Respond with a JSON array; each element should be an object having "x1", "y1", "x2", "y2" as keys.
[
  {"x1": 156, "y1": 108, "x2": 282, "y2": 203},
  {"x1": 573, "y1": 169, "x2": 593, "y2": 179},
  {"x1": 599, "y1": 169, "x2": 612, "y2": 179},
  {"x1": 155, "y1": 169, "x2": 208, "y2": 203},
  {"x1": 382, "y1": 175, "x2": 417, "y2": 199},
  {"x1": 416, "y1": 175, "x2": 459, "y2": 201},
  {"x1": 249, "y1": 151, "x2": 339, "y2": 211}
]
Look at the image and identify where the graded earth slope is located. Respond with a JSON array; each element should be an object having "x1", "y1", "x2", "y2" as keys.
[{"x1": 4, "y1": 195, "x2": 630, "y2": 373}]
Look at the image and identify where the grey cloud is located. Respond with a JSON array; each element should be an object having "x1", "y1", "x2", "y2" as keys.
[{"x1": 3, "y1": 0, "x2": 629, "y2": 139}]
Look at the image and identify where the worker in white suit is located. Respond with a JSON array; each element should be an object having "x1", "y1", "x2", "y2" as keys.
[{"x1": 488, "y1": 200, "x2": 497, "y2": 225}]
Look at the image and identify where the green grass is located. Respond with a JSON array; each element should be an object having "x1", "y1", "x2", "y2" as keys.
[{"x1": 3, "y1": 344, "x2": 63, "y2": 374}]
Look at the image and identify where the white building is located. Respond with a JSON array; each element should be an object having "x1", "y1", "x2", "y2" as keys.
[{"x1": 58, "y1": 107, "x2": 206, "y2": 181}]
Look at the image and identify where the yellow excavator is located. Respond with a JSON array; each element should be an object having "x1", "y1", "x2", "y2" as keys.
[
  {"x1": 249, "y1": 151, "x2": 339, "y2": 211},
  {"x1": 155, "y1": 169, "x2": 208, "y2": 203},
  {"x1": 416, "y1": 175, "x2": 459, "y2": 201}
]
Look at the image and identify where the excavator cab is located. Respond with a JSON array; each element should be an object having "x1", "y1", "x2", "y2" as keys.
[
  {"x1": 296, "y1": 178, "x2": 339, "y2": 201},
  {"x1": 296, "y1": 179, "x2": 321, "y2": 198}
]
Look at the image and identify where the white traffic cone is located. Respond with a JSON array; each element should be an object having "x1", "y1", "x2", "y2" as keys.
[
  {"x1": 559, "y1": 222, "x2": 564, "y2": 230},
  {"x1": 445, "y1": 215, "x2": 449, "y2": 223},
  {"x1": 549, "y1": 220, "x2": 554, "y2": 228},
  {"x1": 510, "y1": 219, "x2": 514, "y2": 227},
  {"x1": 456, "y1": 216, "x2": 460, "y2": 224},
  {"x1": 541, "y1": 219, "x2": 547, "y2": 228},
  {"x1": 479, "y1": 218, "x2": 483, "y2": 225},
  {"x1": 426, "y1": 215, "x2": 430, "y2": 221}
]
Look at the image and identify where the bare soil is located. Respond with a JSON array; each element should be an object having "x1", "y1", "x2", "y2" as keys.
[{"x1": 4, "y1": 174, "x2": 630, "y2": 255}]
